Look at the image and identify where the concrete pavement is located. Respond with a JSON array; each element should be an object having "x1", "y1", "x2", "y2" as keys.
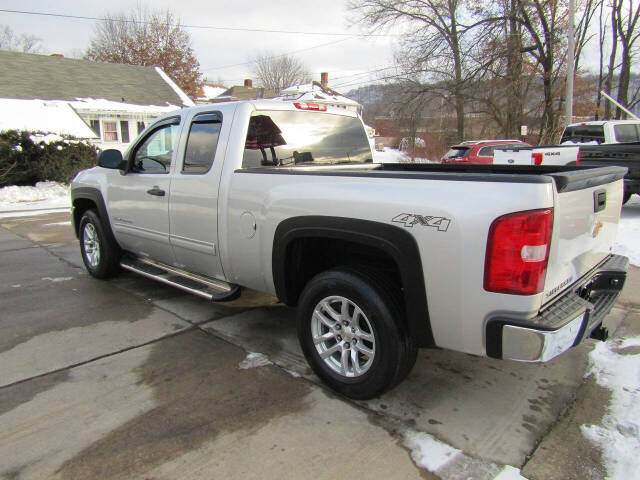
[{"x1": 0, "y1": 211, "x2": 637, "y2": 480}]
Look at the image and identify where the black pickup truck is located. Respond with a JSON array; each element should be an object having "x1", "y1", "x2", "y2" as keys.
[{"x1": 579, "y1": 142, "x2": 640, "y2": 203}]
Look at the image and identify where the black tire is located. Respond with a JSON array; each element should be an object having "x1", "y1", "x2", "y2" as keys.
[
  {"x1": 79, "y1": 209, "x2": 121, "y2": 279},
  {"x1": 623, "y1": 191, "x2": 632, "y2": 205},
  {"x1": 296, "y1": 267, "x2": 417, "y2": 399}
]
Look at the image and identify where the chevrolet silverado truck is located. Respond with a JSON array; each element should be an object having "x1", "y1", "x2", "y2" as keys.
[{"x1": 71, "y1": 100, "x2": 629, "y2": 399}]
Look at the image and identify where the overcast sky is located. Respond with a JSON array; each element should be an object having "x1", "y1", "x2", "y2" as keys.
[
  {"x1": 1, "y1": 0, "x2": 603, "y2": 94},
  {"x1": 0, "y1": 0, "x2": 401, "y2": 91}
]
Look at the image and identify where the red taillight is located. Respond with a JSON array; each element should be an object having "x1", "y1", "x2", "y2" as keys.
[
  {"x1": 484, "y1": 208, "x2": 553, "y2": 295},
  {"x1": 294, "y1": 102, "x2": 327, "y2": 111},
  {"x1": 576, "y1": 150, "x2": 581, "y2": 165},
  {"x1": 532, "y1": 152, "x2": 543, "y2": 165}
]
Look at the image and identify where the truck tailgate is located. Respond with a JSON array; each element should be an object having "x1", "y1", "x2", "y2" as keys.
[{"x1": 543, "y1": 166, "x2": 627, "y2": 305}]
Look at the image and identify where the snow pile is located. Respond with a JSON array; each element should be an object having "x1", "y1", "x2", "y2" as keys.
[
  {"x1": 0, "y1": 182, "x2": 70, "y2": 217},
  {"x1": 238, "y1": 352, "x2": 272, "y2": 370},
  {"x1": 0, "y1": 181, "x2": 68, "y2": 204},
  {"x1": 372, "y1": 147, "x2": 411, "y2": 163},
  {"x1": 581, "y1": 337, "x2": 640, "y2": 480},
  {"x1": 615, "y1": 195, "x2": 640, "y2": 266}
]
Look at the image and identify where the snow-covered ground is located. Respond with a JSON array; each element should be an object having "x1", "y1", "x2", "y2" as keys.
[
  {"x1": 372, "y1": 147, "x2": 438, "y2": 164},
  {"x1": 614, "y1": 195, "x2": 640, "y2": 266},
  {"x1": 581, "y1": 336, "x2": 640, "y2": 480}
]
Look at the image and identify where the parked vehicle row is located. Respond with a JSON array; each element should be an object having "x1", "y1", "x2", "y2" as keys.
[
  {"x1": 442, "y1": 120, "x2": 640, "y2": 203},
  {"x1": 71, "y1": 100, "x2": 628, "y2": 399}
]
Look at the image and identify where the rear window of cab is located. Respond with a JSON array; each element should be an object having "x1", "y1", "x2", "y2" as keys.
[{"x1": 241, "y1": 110, "x2": 372, "y2": 168}]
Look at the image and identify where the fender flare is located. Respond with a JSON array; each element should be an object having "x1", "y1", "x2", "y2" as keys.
[
  {"x1": 71, "y1": 187, "x2": 120, "y2": 248},
  {"x1": 273, "y1": 216, "x2": 434, "y2": 347}
]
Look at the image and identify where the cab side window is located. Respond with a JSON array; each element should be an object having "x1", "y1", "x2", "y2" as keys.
[
  {"x1": 132, "y1": 123, "x2": 180, "y2": 174},
  {"x1": 182, "y1": 113, "x2": 222, "y2": 174}
]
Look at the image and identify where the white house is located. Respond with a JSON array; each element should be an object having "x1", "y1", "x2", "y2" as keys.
[{"x1": 0, "y1": 50, "x2": 194, "y2": 152}]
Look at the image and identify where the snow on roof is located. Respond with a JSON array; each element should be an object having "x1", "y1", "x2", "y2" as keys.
[
  {"x1": 199, "y1": 85, "x2": 227, "y2": 100},
  {"x1": 0, "y1": 98, "x2": 97, "y2": 138},
  {"x1": 69, "y1": 97, "x2": 181, "y2": 115},
  {"x1": 277, "y1": 83, "x2": 360, "y2": 107},
  {"x1": 154, "y1": 67, "x2": 195, "y2": 107}
]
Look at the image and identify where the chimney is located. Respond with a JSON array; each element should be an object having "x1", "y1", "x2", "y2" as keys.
[
  {"x1": 50, "y1": 53, "x2": 64, "y2": 58},
  {"x1": 321, "y1": 72, "x2": 328, "y2": 88},
  {"x1": 244, "y1": 79, "x2": 253, "y2": 88}
]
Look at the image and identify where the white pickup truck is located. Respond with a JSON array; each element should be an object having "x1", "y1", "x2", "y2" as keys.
[
  {"x1": 493, "y1": 145, "x2": 580, "y2": 167},
  {"x1": 71, "y1": 100, "x2": 628, "y2": 399}
]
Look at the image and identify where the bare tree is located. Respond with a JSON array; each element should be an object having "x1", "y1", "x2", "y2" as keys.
[
  {"x1": 252, "y1": 53, "x2": 309, "y2": 91},
  {"x1": 613, "y1": 0, "x2": 640, "y2": 118},
  {"x1": 86, "y1": 7, "x2": 202, "y2": 97},
  {"x1": 0, "y1": 25, "x2": 43, "y2": 53},
  {"x1": 350, "y1": 0, "x2": 495, "y2": 141}
]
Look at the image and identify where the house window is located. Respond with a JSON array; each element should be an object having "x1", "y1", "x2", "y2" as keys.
[
  {"x1": 89, "y1": 120, "x2": 100, "y2": 137},
  {"x1": 120, "y1": 121, "x2": 130, "y2": 143},
  {"x1": 103, "y1": 121, "x2": 118, "y2": 142},
  {"x1": 137, "y1": 122, "x2": 146, "y2": 135}
]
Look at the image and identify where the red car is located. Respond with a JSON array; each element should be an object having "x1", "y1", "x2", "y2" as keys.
[{"x1": 441, "y1": 139, "x2": 531, "y2": 164}]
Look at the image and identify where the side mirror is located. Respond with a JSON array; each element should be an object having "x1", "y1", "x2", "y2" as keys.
[{"x1": 98, "y1": 149, "x2": 126, "y2": 170}]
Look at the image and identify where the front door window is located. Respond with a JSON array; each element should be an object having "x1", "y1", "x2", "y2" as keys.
[{"x1": 132, "y1": 124, "x2": 180, "y2": 173}]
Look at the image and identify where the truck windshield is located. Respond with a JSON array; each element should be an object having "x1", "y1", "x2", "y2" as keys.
[
  {"x1": 242, "y1": 110, "x2": 372, "y2": 168},
  {"x1": 560, "y1": 125, "x2": 605, "y2": 144}
]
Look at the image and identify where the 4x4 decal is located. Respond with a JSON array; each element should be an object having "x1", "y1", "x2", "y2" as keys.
[{"x1": 392, "y1": 214, "x2": 451, "y2": 232}]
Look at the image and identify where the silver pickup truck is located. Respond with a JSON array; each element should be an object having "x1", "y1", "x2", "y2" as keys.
[{"x1": 71, "y1": 100, "x2": 629, "y2": 399}]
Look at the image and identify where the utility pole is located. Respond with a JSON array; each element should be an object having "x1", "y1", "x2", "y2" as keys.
[{"x1": 565, "y1": 0, "x2": 575, "y2": 124}]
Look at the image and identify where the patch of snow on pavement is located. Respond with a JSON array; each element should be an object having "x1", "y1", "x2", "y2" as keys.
[
  {"x1": 42, "y1": 277, "x2": 73, "y2": 283},
  {"x1": 615, "y1": 195, "x2": 640, "y2": 266},
  {"x1": 44, "y1": 221, "x2": 72, "y2": 227},
  {"x1": 581, "y1": 336, "x2": 640, "y2": 480},
  {"x1": 492, "y1": 465, "x2": 529, "y2": 480},
  {"x1": 403, "y1": 430, "x2": 461, "y2": 473},
  {"x1": 238, "y1": 352, "x2": 272, "y2": 370}
]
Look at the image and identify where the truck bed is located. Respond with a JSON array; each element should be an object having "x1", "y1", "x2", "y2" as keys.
[{"x1": 247, "y1": 163, "x2": 627, "y2": 193}]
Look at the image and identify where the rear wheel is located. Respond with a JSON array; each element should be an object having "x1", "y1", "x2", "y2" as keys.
[
  {"x1": 297, "y1": 267, "x2": 416, "y2": 399},
  {"x1": 79, "y1": 209, "x2": 121, "y2": 279},
  {"x1": 623, "y1": 191, "x2": 633, "y2": 204}
]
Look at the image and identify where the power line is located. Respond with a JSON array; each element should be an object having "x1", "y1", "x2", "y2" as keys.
[
  {"x1": 201, "y1": 37, "x2": 357, "y2": 72},
  {"x1": 0, "y1": 8, "x2": 398, "y2": 37}
]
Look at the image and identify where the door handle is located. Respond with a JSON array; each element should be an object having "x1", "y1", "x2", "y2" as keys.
[{"x1": 147, "y1": 187, "x2": 165, "y2": 197}]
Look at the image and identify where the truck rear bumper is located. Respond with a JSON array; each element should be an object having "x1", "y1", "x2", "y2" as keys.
[{"x1": 486, "y1": 254, "x2": 629, "y2": 362}]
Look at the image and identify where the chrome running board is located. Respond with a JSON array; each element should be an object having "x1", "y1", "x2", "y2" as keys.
[{"x1": 120, "y1": 255, "x2": 241, "y2": 302}]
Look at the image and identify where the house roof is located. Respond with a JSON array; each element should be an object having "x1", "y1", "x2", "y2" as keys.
[
  {"x1": 0, "y1": 50, "x2": 193, "y2": 107},
  {"x1": 213, "y1": 86, "x2": 280, "y2": 102}
]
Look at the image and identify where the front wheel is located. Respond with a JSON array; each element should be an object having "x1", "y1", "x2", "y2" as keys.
[
  {"x1": 623, "y1": 191, "x2": 633, "y2": 205},
  {"x1": 79, "y1": 209, "x2": 121, "y2": 279},
  {"x1": 297, "y1": 267, "x2": 416, "y2": 399}
]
